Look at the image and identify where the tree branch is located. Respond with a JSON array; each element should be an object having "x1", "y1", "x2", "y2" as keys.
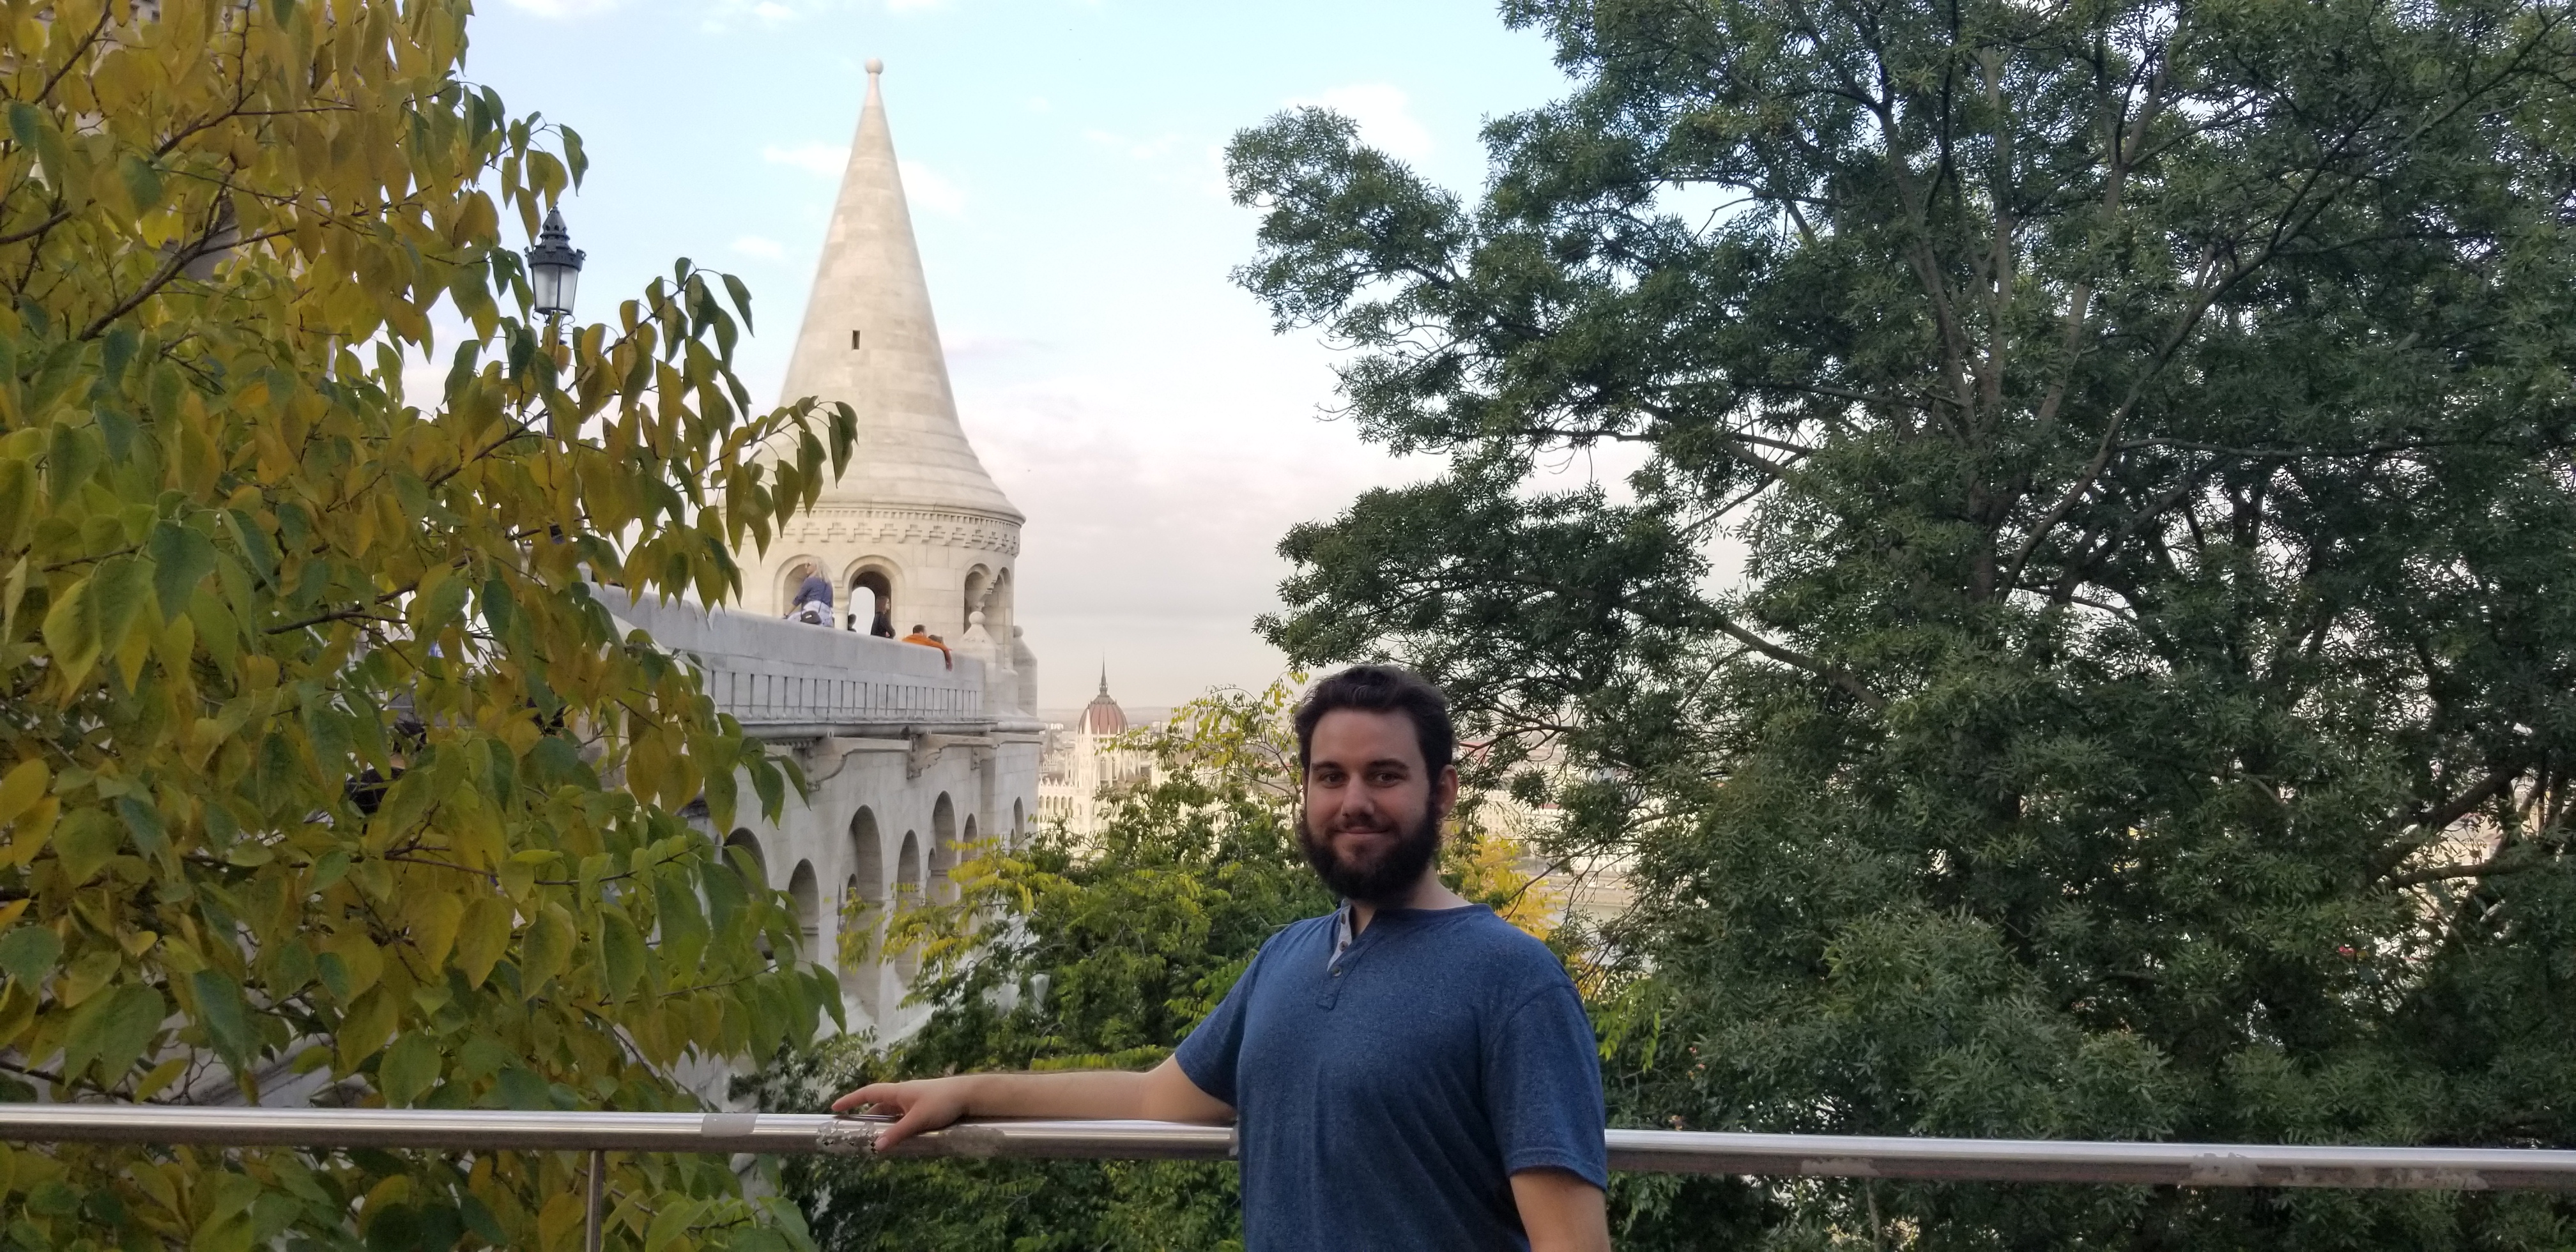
[{"x1": 1708, "y1": 610, "x2": 1888, "y2": 712}]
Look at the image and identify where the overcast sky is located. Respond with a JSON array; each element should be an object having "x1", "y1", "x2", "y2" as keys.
[{"x1": 463, "y1": 0, "x2": 1579, "y2": 708}]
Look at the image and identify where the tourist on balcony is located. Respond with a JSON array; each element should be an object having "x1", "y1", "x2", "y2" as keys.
[
  {"x1": 786, "y1": 571, "x2": 834, "y2": 626},
  {"x1": 900, "y1": 624, "x2": 952, "y2": 669},
  {"x1": 836, "y1": 666, "x2": 1610, "y2": 1252}
]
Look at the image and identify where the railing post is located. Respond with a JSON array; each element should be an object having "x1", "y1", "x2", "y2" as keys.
[{"x1": 585, "y1": 1149, "x2": 604, "y2": 1252}]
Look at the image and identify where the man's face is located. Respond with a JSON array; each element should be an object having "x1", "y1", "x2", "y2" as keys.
[{"x1": 1297, "y1": 709, "x2": 1455, "y2": 905}]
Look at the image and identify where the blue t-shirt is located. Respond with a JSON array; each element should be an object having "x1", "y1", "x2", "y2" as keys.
[{"x1": 1176, "y1": 904, "x2": 1607, "y2": 1251}]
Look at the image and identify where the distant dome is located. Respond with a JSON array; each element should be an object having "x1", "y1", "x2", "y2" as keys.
[{"x1": 1082, "y1": 667, "x2": 1126, "y2": 736}]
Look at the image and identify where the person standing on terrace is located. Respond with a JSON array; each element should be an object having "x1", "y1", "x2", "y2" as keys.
[{"x1": 836, "y1": 665, "x2": 1611, "y2": 1251}]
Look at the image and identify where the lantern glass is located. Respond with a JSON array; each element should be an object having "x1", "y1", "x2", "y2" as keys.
[
  {"x1": 532, "y1": 262, "x2": 577, "y2": 318},
  {"x1": 525, "y1": 206, "x2": 586, "y2": 320}
]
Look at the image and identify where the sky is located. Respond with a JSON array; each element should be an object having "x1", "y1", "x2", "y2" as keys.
[{"x1": 460, "y1": 0, "x2": 1581, "y2": 709}]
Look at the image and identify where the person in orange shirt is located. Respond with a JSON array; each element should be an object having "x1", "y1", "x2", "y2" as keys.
[{"x1": 900, "y1": 624, "x2": 951, "y2": 669}]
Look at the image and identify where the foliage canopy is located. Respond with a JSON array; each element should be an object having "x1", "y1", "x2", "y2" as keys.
[
  {"x1": 0, "y1": 0, "x2": 851, "y2": 1246},
  {"x1": 1229, "y1": 0, "x2": 2576, "y2": 1245}
]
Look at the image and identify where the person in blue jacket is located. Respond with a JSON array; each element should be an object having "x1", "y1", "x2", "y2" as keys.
[{"x1": 786, "y1": 570, "x2": 833, "y2": 626}]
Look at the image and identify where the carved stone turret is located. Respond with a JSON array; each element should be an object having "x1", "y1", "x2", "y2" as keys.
[{"x1": 755, "y1": 60, "x2": 1029, "y2": 703}]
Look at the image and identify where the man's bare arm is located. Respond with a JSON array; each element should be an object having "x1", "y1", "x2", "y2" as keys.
[
  {"x1": 832, "y1": 1057, "x2": 1232, "y2": 1148},
  {"x1": 1511, "y1": 1168, "x2": 1609, "y2": 1252}
]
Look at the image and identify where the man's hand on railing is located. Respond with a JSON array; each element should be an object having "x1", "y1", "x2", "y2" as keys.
[
  {"x1": 833, "y1": 1057, "x2": 1236, "y2": 1149},
  {"x1": 832, "y1": 1078, "x2": 972, "y2": 1149}
]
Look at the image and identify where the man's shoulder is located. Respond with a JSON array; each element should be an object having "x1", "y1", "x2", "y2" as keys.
[
  {"x1": 1252, "y1": 912, "x2": 1337, "y2": 961},
  {"x1": 1420, "y1": 908, "x2": 1574, "y2": 989}
]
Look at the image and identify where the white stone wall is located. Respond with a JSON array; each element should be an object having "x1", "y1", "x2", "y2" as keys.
[
  {"x1": 609, "y1": 590, "x2": 1042, "y2": 1039},
  {"x1": 608, "y1": 586, "x2": 994, "y2": 726},
  {"x1": 716, "y1": 726, "x2": 1041, "y2": 1039}
]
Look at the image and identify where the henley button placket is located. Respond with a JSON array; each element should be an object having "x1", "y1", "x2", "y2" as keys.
[{"x1": 1321, "y1": 933, "x2": 1367, "y2": 1009}]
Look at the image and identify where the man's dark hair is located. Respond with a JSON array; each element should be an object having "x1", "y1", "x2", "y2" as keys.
[
  {"x1": 1294, "y1": 664, "x2": 1455, "y2": 775},
  {"x1": 910, "y1": 623, "x2": 924, "y2": 633}
]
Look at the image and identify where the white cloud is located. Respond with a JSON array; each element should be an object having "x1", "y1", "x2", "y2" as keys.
[
  {"x1": 1288, "y1": 83, "x2": 1434, "y2": 161},
  {"x1": 1080, "y1": 128, "x2": 1180, "y2": 162},
  {"x1": 887, "y1": 0, "x2": 946, "y2": 10},
  {"x1": 900, "y1": 160, "x2": 967, "y2": 215},
  {"x1": 731, "y1": 234, "x2": 785, "y2": 259},
  {"x1": 500, "y1": 0, "x2": 623, "y2": 17},
  {"x1": 698, "y1": 0, "x2": 865, "y2": 24},
  {"x1": 762, "y1": 142, "x2": 849, "y2": 176},
  {"x1": 942, "y1": 332, "x2": 1045, "y2": 365},
  {"x1": 960, "y1": 342, "x2": 1441, "y2": 708}
]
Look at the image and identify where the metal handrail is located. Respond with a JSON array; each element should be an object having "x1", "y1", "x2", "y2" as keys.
[{"x1": 0, "y1": 1105, "x2": 2570, "y2": 1191}]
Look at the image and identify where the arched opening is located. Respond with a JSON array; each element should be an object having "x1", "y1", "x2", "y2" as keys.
[
  {"x1": 986, "y1": 567, "x2": 1015, "y2": 641},
  {"x1": 843, "y1": 807, "x2": 886, "y2": 1016},
  {"x1": 848, "y1": 809, "x2": 885, "y2": 908},
  {"x1": 724, "y1": 829, "x2": 766, "y2": 885},
  {"x1": 775, "y1": 560, "x2": 825, "y2": 617},
  {"x1": 930, "y1": 794, "x2": 958, "y2": 903},
  {"x1": 788, "y1": 860, "x2": 820, "y2": 962},
  {"x1": 894, "y1": 831, "x2": 923, "y2": 979},
  {"x1": 847, "y1": 564, "x2": 896, "y2": 638},
  {"x1": 1012, "y1": 799, "x2": 1025, "y2": 847},
  {"x1": 961, "y1": 566, "x2": 992, "y2": 636}
]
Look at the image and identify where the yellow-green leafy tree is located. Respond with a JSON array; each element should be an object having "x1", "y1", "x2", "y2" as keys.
[{"x1": 0, "y1": 0, "x2": 855, "y2": 1246}]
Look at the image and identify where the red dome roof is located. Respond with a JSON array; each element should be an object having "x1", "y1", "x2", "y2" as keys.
[{"x1": 1081, "y1": 667, "x2": 1126, "y2": 735}]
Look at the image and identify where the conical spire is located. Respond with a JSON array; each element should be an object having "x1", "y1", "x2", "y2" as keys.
[{"x1": 779, "y1": 61, "x2": 1020, "y2": 520}]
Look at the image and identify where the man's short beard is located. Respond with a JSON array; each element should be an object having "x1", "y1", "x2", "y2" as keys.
[{"x1": 1296, "y1": 795, "x2": 1443, "y2": 906}]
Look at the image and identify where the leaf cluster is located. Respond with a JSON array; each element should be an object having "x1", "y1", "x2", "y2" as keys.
[{"x1": 0, "y1": 0, "x2": 855, "y2": 1247}]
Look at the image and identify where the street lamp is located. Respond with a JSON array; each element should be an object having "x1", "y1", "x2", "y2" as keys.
[{"x1": 526, "y1": 206, "x2": 585, "y2": 320}]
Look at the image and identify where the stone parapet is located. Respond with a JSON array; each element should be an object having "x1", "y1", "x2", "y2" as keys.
[{"x1": 604, "y1": 588, "x2": 988, "y2": 733}]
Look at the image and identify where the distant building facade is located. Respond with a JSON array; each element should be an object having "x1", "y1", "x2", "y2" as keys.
[{"x1": 1037, "y1": 669, "x2": 1156, "y2": 837}]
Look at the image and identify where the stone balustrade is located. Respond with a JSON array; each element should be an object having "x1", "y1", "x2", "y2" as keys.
[{"x1": 604, "y1": 589, "x2": 988, "y2": 735}]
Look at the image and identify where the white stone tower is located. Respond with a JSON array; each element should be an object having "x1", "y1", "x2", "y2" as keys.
[{"x1": 757, "y1": 59, "x2": 1030, "y2": 711}]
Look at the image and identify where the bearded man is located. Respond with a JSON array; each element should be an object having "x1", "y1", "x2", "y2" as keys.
[{"x1": 834, "y1": 665, "x2": 1610, "y2": 1251}]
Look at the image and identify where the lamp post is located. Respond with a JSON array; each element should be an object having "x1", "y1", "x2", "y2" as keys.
[{"x1": 526, "y1": 206, "x2": 585, "y2": 320}]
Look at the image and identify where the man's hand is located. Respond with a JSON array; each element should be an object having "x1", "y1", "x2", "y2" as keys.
[
  {"x1": 831, "y1": 1076, "x2": 973, "y2": 1149},
  {"x1": 830, "y1": 1059, "x2": 1232, "y2": 1150},
  {"x1": 1511, "y1": 1167, "x2": 1610, "y2": 1252}
]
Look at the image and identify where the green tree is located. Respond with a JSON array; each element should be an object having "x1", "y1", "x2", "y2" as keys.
[
  {"x1": 1228, "y1": 0, "x2": 2576, "y2": 1246},
  {"x1": 0, "y1": 0, "x2": 852, "y2": 1247}
]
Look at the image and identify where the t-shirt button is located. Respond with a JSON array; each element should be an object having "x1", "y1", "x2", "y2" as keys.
[{"x1": 1330, "y1": 968, "x2": 1342, "y2": 977}]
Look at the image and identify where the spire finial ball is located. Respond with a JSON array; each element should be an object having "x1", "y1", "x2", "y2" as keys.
[{"x1": 866, "y1": 57, "x2": 884, "y2": 75}]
